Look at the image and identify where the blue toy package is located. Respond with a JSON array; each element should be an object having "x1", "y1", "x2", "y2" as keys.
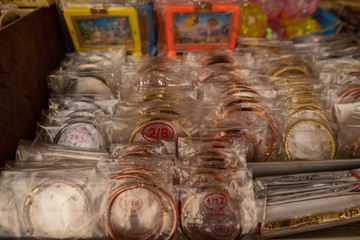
[
  {"x1": 131, "y1": 2, "x2": 157, "y2": 56},
  {"x1": 313, "y1": 7, "x2": 339, "y2": 35}
]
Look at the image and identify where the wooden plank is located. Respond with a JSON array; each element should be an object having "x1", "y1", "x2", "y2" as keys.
[{"x1": 0, "y1": 6, "x2": 66, "y2": 166}]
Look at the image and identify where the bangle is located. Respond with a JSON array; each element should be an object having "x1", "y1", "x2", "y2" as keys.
[
  {"x1": 288, "y1": 103, "x2": 324, "y2": 113},
  {"x1": 180, "y1": 187, "x2": 242, "y2": 240},
  {"x1": 284, "y1": 119, "x2": 336, "y2": 160},
  {"x1": 272, "y1": 75, "x2": 310, "y2": 84},
  {"x1": 215, "y1": 107, "x2": 277, "y2": 162},
  {"x1": 107, "y1": 183, "x2": 176, "y2": 240},
  {"x1": 199, "y1": 72, "x2": 244, "y2": 84},
  {"x1": 23, "y1": 178, "x2": 92, "y2": 239},
  {"x1": 215, "y1": 129, "x2": 258, "y2": 162},
  {"x1": 263, "y1": 206, "x2": 360, "y2": 231},
  {"x1": 141, "y1": 91, "x2": 177, "y2": 102},
  {"x1": 338, "y1": 87, "x2": 360, "y2": 103},
  {"x1": 107, "y1": 184, "x2": 164, "y2": 240},
  {"x1": 223, "y1": 99, "x2": 276, "y2": 125},
  {"x1": 185, "y1": 171, "x2": 230, "y2": 187},
  {"x1": 287, "y1": 109, "x2": 329, "y2": 127},
  {"x1": 143, "y1": 104, "x2": 184, "y2": 116},
  {"x1": 272, "y1": 66, "x2": 310, "y2": 77},
  {"x1": 53, "y1": 122, "x2": 105, "y2": 150},
  {"x1": 65, "y1": 76, "x2": 112, "y2": 97}
]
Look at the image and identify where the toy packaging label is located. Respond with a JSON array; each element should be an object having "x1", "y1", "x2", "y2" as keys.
[
  {"x1": 63, "y1": 7, "x2": 142, "y2": 55},
  {"x1": 73, "y1": 16, "x2": 134, "y2": 48},
  {"x1": 173, "y1": 12, "x2": 233, "y2": 46},
  {"x1": 165, "y1": 3, "x2": 240, "y2": 56}
]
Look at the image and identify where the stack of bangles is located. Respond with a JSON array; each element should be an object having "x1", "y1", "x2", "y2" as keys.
[
  {"x1": 23, "y1": 178, "x2": 92, "y2": 239},
  {"x1": 269, "y1": 57, "x2": 336, "y2": 160},
  {"x1": 337, "y1": 84, "x2": 360, "y2": 104},
  {"x1": 135, "y1": 57, "x2": 180, "y2": 90},
  {"x1": 196, "y1": 50, "x2": 277, "y2": 162},
  {"x1": 179, "y1": 139, "x2": 244, "y2": 239},
  {"x1": 122, "y1": 57, "x2": 193, "y2": 144},
  {"x1": 105, "y1": 166, "x2": 177, "y2": 240}
]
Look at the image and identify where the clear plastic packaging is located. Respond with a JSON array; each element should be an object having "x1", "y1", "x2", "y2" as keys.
[
  {"x1": 0, "y1": 167, "x2": 110, "y2": 239},
  {"x1": 16, "y1": 140, "x2": 109, "y2": 162}
]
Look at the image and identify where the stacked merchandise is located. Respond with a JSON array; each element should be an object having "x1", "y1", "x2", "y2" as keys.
[
  {"x1": 2, "y1": 0, "x2": 360, "y2": 239},
  {"x1": 0, "y1": 49, "x2": 258, "y2": 239},
  {"x1": 257, "y1": 169, "x2": 360, "y2": 238}
]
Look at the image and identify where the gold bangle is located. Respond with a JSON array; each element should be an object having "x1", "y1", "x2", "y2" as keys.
[
  {"x1": 288, "y1": 103, "x2": 324, "y2": 113},
  {"x1": 287, "y1": 109, "x2": 329, "y2": 126},
  {"x1": 273, "y1": 76, "x2": 310, "y2": 84},
  {"x1": 272, "y1": 66, "x2": 310, "y2": 77},
  {"x1": 128, "y1": 117, "x2": 191, "y2": 143},
  {"x1": 284, "y1": 119, "x2": 336, "y2": 160},
  {"x1": 263, "y1": 206, "x2": 360, "y2": 231}
]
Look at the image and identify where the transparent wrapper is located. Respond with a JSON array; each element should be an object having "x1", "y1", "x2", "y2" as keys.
[
  {"x1": 176, "y1": 169, "x2": 257, "y2": 239},
  {"x1": 194, "y1": 68, "x2": 251, "y2": 86},
  {"x1": 119, "y1": 57, "x2": 191, "y2": 99},
  {"x1": 35, "y1": 120, "x2": 107, "y2": 150},
  {"x1": 0, "y1": 168, "x2": 110, "y2": 239},
  {"x1": 334, "y1": 103, "x2": 360, "y2": 159},
  {"x1": 48, "y1": 69, "x2": 121, "y2": 98},
  {"x1": 60, "y1": 48, "x2": 126, "y2": 70},
  {"x1": 98, "y1": 157, "x2": 177, "y2": 240},
  {"x1": 16, "y1": 140, "x2": 109, "y2": 162},
  {"x1": 196, "y1": 77, "x2": 277, "y2": 101},
  {"x1": 206, "y1": 101, "x2": 278, "y2": 162},
  {"x1": 48, "y1": 97, "x2": 119, "y2": 115},
  {"x1": 336, "y1": 83, "x2": 360, "y2": 104},
  {"x1": 256, "y1": 169, "x2": 360, "y2": 206},
  {"x1": 185, "y1": 49, "x2": 236, "y2": 68},
  {"x1": 116, "y1": 92, "x2": 198, "y2": 116},
  {"x1": 318, "y1": 58, "x2": 360, "y2": 84},
  {"x1": 197, "y1": 126, "x2": 278, "y2": 163},
  {"x1": 110, "y1": 141, "x2": 176, "y2": 158},
  {"x1": 44, "y1": 97, "x2": 119, "y2": 125},
  {"x1": 177, "y1": 137, "x2": 247, "y2": 169},
  {"x1": 42, "y1": 109, "x2": 97, "y2": 125},
  {"x1": 292, "y1": 40, "x2": 360, "y2": 60},
  {"x1": 96, "y1": 113, "x2": 198, "y2": 147},
  {"x1": 5, "y1": 160, "x2": 97, "y2": 170},
  {"x1": 264, "y1": 55, "x2": 318, "y2": 79},
  {"x1": 261, "y1": 194, "x2": 360, "y2": 238},
  {"x1": 282, "y1": 118, "x2": 337, "y2": 161}
]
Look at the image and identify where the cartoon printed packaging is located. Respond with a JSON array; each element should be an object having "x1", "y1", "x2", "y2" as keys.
[{"x1": 154, "y1": 0, "x2": 240, "y2": 56}]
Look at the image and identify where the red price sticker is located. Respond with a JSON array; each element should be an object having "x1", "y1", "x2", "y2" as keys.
[
  {"x1": 142, "y1": 122, "x2": 175, "y2": 142},
  {"x1": 203, "y1": 193, "x2": 228, "y2": 211}
]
